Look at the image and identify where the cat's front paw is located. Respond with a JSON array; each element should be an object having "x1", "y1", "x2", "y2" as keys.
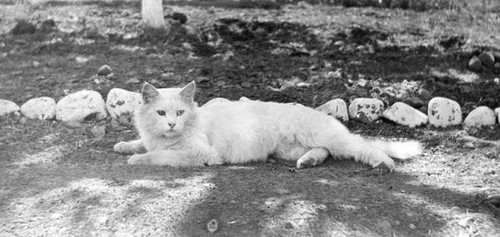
[
  {"x1": 127, "y1": 154, "x2": 149, "y2": 165},
  {"x1": 114, "y1": 141, "x2": 133, "y2": 154}
]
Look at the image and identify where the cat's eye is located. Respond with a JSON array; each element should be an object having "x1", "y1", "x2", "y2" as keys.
[
  {"x1": 176, "y1": 110, "x2": 185, "y2": 116},
  {"x1": 157, "y1": 110, "x2": 166, "y2": 116}
]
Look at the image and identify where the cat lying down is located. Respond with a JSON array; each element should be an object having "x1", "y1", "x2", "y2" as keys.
[{"x1": 114, "y1": 81, "x2": 422, "y2": 171}]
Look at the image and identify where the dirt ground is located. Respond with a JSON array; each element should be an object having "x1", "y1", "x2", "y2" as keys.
[{"x1": 1, "y1": 1, "x2": 500, "y2": 236}]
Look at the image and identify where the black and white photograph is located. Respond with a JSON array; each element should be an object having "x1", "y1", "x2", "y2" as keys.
[{"x1": 1, "y1": 0, "x2": 500, "y2": 236}]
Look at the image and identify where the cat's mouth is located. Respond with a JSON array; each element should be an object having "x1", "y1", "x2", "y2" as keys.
[{"x1": 161, "y1": 130, "x2": 180, "y2": 138}]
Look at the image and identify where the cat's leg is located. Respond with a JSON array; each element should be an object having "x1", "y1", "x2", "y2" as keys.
[
  {"x1": 114, "y1": 139, "x2": 147, "y2": 154},
  {"x1": 327, "y1": 133, "x2": 395, "y2": 170},
  {"x1": 306, "y1": 126, "x2": 395, "y2": 171},
  {"x1": 354, "y1": 145, "x2": 395, "y2": 171},
  {"x1": 296, "y1": 148, "x2": 329, "y2": 169},
  {"x1": 127, "y1": 149, "x2": 223, "y2": 167}
]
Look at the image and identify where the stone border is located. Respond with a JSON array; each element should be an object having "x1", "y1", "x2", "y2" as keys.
[{"x1": 1, "y1": 88, "x2": 499, "y2": 129}]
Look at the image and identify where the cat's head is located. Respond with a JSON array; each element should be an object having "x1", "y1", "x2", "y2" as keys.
[{"x1": 136, "y1": 81, "x2": 197, "y2": 138}]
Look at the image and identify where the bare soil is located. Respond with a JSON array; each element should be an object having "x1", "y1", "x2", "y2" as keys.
[{"x1": 1, "y1": 1, "x2": 500, "y2": 236}]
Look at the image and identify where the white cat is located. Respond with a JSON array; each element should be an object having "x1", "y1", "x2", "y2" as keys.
[{"x1": 114, "y1": 81, "x2": 422, "y2": 171}]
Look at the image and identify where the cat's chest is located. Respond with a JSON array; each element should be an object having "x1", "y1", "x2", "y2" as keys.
[{"x1": 144, "y1": 136, "x2": 185, "y2": 151}]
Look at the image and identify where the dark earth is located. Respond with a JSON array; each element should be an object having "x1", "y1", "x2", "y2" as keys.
[{"x1": 1, "y1": 0, "x2": 500, "y2": 236}]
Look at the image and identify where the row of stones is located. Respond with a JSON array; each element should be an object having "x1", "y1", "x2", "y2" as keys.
[
  {"x1": 196, "y1": 96, "x2": 499, "y2": 128},
  {"x1": 1, "y1": 88, "x2": 499, "y2": 128},
  {"x1": 316, "y1": 97, "x2": 499, "y2": 128},
  {"x1": 468, "y1": 50, "x2": 500, "y2": 73},
  {"x1": 0, "y1": 88, "x2": 142, "y2": 125}
]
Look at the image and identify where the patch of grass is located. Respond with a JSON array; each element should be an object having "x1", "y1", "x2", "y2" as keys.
[{"x1": 140, "y1": 25, "x2": 169, "y2": 42}]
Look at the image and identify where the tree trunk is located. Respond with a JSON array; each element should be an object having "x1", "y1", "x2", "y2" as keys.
[{"x1": 141, "y1": 0, "x2": 165, "y2": 28}]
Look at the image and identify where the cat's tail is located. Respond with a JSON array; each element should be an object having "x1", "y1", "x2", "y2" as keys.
[{"x1": 367, "y1": 140, "x2": 423, "y2": 159}]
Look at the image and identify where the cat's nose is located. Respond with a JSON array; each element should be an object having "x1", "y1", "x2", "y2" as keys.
[{"x1": 168, "y1": 123, "x2": 176, "y2": 128}]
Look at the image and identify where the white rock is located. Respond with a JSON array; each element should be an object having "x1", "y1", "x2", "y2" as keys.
[
  {"x1": 56, "y1": 90, "x2": 107, "y2": 123},
  {"x1": 495, "y1": 107, "x2": 500, "y2": 124},
  {"x1": 316, "y1": 98, "x2": 349, "y2": 122},
  {"x1": 348, "y1": 98, "x2": 384, "y2": 123},
  {"x1": 427, "y1": 97, "x2": 462, "y2": 127},
  {"x1": 382, "y1": 102, "x2": 428, "y2": 128},
  {"x1": 20, "y1": 97, "x2": 56, "y2": 120},
  {"x1": 106, "y1": 88, "x2": 142, "y2": 125},
  {"x1": 0, "y1": 99, "x2": 20, "y2": 116},
  {"x1": 202, "y1": 97, "x2": 230, "y2": 107},
  {"x1": 464, "y1": 106, "x2": 496, "y2": 127}
]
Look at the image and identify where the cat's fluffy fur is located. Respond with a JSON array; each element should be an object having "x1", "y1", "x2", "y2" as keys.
[{"x1": 114, "y1": 82, "x2": 422, "y2": 170}]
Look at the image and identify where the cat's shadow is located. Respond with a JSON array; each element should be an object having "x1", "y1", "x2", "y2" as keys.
[{"x1": 174, "y1": 159, "x2": 492, "y2": 236}]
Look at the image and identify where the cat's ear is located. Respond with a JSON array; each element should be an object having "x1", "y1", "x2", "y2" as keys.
[
  {"x1": 141, "y1": 82, "x2": 159, "y2": 103},
  {"x1": 179, "y1": 81, "x2": 196, "y2": 102}
]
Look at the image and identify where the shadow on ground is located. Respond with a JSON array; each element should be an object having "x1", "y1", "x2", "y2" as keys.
[
  {"x1": 0, "y1": 150, "x2": 491, "y2": 236},
  {"x1": 1, "y1": 119, "x2": 498, "y2": 236},
  {"x1": 177, "y1": 159, "x2": 495, "y2": 236}
]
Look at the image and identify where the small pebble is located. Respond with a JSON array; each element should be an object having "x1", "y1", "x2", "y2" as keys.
[
  {"x1": 76, "y1": 56, "x2": 90, "y2": 63},
  {"x1": 377, "y1": 220, "x2": 392, "y2": 229},
  {"x1": 241, "y1": 82, "x2": 251, "y2": 88},
  {"x1": 478, "y1": 51, "x2": 495, "y2": 67},
  {"x1": 97, "y1": 65, "x2": 112, "y2": 76},
  {"x1": 90, "y1": 125, "x2": 106, "y2": 140},
  {"x1": 207, "y1": 219, "x2": 218, "y2": 233},
  {"x1": 195, "y1": 76, "x2": 209, "y2": 84},
  {"x1": 468, "y1": 56, "x2": 484, "y2": 72},
  {"x1": 125, "y1": 78, "x2": 141, "y2": 84},
  {"x1": 216, "y1": 80, "x2": 226, "y2": 87}
]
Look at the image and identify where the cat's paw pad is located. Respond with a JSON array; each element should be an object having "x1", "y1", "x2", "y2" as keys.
[
  {"x1": 296, "y1": 156, "x2": 317, "y2": 169},
  {"x1": 114, "y1": 142, "x2": 132, "y2": 154}
]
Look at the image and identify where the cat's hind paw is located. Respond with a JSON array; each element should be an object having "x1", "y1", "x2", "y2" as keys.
[
  {"x1": 296, "y1": 156, "x2": 317, "y2": 169},
  {"x1": 296, "y1": 148, "x2": 329, "y2": 169},
  {"x1": 370, "y1": 156, "x2": 395, "y2": 172}
]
